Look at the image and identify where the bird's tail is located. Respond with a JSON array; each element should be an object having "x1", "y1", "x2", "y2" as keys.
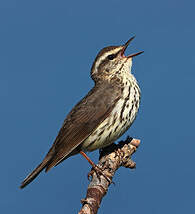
[{"x1": 20, "y1": 156, "x2": 50, "y2": 189}]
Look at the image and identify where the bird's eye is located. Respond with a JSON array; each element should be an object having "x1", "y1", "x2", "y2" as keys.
[{"x1": 107, "y1": 54, "x2": 116, "y2": 60}]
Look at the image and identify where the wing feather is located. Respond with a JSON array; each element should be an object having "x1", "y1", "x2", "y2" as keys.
[{"x1": 45, "y1": 83, "x2": 121, "y2": 171}]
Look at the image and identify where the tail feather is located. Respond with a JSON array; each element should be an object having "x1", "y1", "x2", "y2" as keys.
[{"x1": 20, "y1": 157, "x2": 50, "y2": 189}]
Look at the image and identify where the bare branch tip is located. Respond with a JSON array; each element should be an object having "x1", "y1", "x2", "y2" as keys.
[{"x1": 130, "y1": 138, "x2": 141, "y2": 147}]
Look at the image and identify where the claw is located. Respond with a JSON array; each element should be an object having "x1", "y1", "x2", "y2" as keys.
[
  {"x1": 88, "y1": 165, "x2": 113, "y2": 184},
  {"x1": 80, "y1": 151, "x2": 113, "y2": 184}
]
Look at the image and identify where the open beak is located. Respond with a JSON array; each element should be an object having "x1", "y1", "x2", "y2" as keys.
[{"x1": 121, "y1": 36, "x2": 144, "y2": 58}]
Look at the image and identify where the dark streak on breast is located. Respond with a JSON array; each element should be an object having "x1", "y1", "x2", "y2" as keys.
[
  {"x1": 100, "y1": 123, "x2": 109, "y2": 130},
  {"x1": 98, "y1": 129, "x2": 105, "y2": 137},
  {"x1": 114, "y1": 126, "x2": 118, "y2": 133},
  {"x1": 120, "y1": 86, "x2": 131, "y2": 122},
  {"x1": 129, "y1": 106, "x2": 133, "y2": 117},
  {"x1": 108, "y1": 131, "x2": 112, "y2": 138},
  {"x1": 91, "y1": 130, "x2": 98, "y2": 136},
  {"x1": 123, "y1": 121, "x2": 127, "y2": 128}
]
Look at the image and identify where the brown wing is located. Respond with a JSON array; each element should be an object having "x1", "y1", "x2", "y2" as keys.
[{"x1": 45, "y1": 82, "x2": 121, "y2": 171}]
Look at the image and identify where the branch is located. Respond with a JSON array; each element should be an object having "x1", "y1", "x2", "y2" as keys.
[{"x1": 78, "y1": 136, "x2": 141, "y2": 214}]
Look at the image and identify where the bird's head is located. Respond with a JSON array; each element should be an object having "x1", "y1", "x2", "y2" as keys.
[{"x1": 91, "y1": 36, "x2": 143, "y2": 83}]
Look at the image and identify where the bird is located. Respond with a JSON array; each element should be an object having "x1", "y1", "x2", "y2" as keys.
[{"x1": 20, "y1": 36, "x2": 143, "y2": 189}]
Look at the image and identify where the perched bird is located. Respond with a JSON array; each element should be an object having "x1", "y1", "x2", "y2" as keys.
[{"x1": 20, "y1": 36, "x2": 143, "y2": 188}]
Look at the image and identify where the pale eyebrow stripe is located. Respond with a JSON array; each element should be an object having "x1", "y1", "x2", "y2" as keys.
[{"x1": 95, "y1": 47, "x2": 122, "y2": 72}]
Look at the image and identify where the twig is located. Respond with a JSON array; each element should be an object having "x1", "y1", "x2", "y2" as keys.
[{"x1": 78, "y1": 136, "x2": 141, "y2": 214}]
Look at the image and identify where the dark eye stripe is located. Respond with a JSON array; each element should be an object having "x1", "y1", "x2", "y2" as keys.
[
  {"x1": 95, "y1": 50, "x2": 120, "y2": 72},
  {"x1": 107, "y1": 54, "x2": 117, "y2": 60}
]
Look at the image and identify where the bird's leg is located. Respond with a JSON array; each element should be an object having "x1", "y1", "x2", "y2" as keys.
[{"x1": 80, "y1": 151, "x2": 112, "y2": 184}]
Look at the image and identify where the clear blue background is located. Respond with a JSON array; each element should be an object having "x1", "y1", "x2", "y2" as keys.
[{"x1": 1, "y1": 0, "x2": 195, "y2": 213}]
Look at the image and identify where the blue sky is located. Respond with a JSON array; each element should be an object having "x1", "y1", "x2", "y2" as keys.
[{"x1": 1, "y1": 0, "x2": 195, "y2": 213}]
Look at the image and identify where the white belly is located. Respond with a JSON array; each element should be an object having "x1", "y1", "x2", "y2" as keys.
[{"x1": 82, "y1": 77, "x2": 140, "y2": 152}]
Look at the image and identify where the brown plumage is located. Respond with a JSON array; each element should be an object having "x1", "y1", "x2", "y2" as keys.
[
  {"x1": 20, "y1": 36, "x2": 143, "y2": 189},
  {"x1": 20, "y1": 82, "x2": 121, "y2": 188}
]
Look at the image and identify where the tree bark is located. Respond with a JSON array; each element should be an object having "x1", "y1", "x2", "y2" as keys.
[{"x1": 78, "y1": 136, "x2": 140, "y2": 214}]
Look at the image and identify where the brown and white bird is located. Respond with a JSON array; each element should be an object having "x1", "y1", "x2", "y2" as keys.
[{"x1": 20, "y1": 36, "x2": 143, "y2": 188}]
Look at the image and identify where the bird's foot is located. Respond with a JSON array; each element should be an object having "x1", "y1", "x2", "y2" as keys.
[
  {"x1": 87, "y1": 165, "x2": 113, "y2": 185},
  {"x1": 79, "y1": 151, "x2": 113, "y2": 184}
]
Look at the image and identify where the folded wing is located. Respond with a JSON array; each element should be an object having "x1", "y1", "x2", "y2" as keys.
[{"x1": 45, "y1": 83, "x2": 121, "y2": 171}]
